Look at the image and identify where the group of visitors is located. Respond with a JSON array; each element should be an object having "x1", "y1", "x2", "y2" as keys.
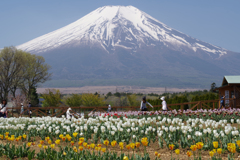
[
  {"x1": 140, "y1": 96, "x2": 168, "y2": 111},
  {"x1": 0, "y1": 95, "x2": 227, "y2": 119}
]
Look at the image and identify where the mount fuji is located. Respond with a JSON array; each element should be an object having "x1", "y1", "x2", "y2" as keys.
[{"x1": 17, "y1": 6, "x2": 240, "y2": 88}]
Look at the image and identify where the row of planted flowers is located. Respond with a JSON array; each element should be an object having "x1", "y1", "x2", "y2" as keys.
[
  {"x1": 0, "y1": 113, "x2": 240, "y2": 159},
  {"x1": 0, "y1": 133, "x2": 239, "y2": 160},
  {"x1": 89, "y1": 108, "x2": 240, "y2": 122}
]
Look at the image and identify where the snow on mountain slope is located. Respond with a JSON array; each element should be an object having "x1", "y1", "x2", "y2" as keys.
[{"x1": 17, "y1": 5, "x2": 227, "y2": 57}]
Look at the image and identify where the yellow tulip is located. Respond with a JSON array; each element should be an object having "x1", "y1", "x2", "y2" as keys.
[
  {"x1": 27, "y1": 142, "x2": 31, "y2": 147},
  {"x1": 59, "y1": 134, "x2": 63, "y2": 139},
  {"x1": 213, "y1": 141, "x2": 218, "y2": 149},
  {"x1": 38, "y1": 144, "x2": 42, "y2": 148},
  {"x1": 73, "y1": 146, "x2": 77, "y2": 152},
  {"x1": 48, "y1": 140, "x2": 52, "y2": 145},
  {"x1": 63, "y1": 152, "x2": 66, "y2": 156},
  {"x1": 90, "y1": 143, "x2": 95, "y2": 149},
  {"x1": 209, "y1": 151, "x2": 214, "y2": 157},
  {"x1": 217, "y1": 148, "x2": 222, "y2": 154},
  {"x1": 237, "y1": 140, "x2": 240, "y2": 147},
  {"x1": 212, "y1": 149, "x2": 216, "y2": 153},
  {"x1": 187, "y1": 151, "x2": 192, "y2": 157},
  {"x1": 23, "y1": 134, "x2": 27, "y2": 139},
  {"x1": 196, "y1": 142, "x2": 204, "y2": 149},
  {"x1": 119, "y1": 142, "x2": 124, "y2": 150},
  {"x1": 101, "y1": 148, "x2": 106, "y2": 152},
  {"x1": 123, "y1": 156, "x2": 129, "y2": 160},
  {"x1": 73, "y1": 132, "x2": 78, "y2": 138},
  {"x1": 55, "y1": 139, "x2": 61, "y2": 145},
  {"x1": 135, "y1": 142, "x2": 140, "y2": 148},
  {"x1": 130, "y1": 143, "x2": 135, "y2": 149},
  {"x1": 141, "y1": 137, "x2": 148, "y2": 146},
  {"x1": 190, "y1": 145, "x2": 197, "y2": 152},
  {"x1": 154, "y1": 151, "x2": 158, "y2": 156},
  {"x1": 79, "y1": 146, "x2": 83, "y2": 151},
  {"x1": 175, "y1": 149, "x2": 180, "y2": 155},
  {"x1": 40, "y1": 140, "x2": 44, "y2": 144},
  {"x1": 103, "y1": 140, "x2": 109, "y2": 146},
  {"x1": 111, "y1": 140, "x2": 117, "y2": 147},
  {"x1": 50, "y1": 144, "x2": 55, "y2": 149},
  {"x1": 169, "y1": 144, "x2": 175, "y2": 150}
]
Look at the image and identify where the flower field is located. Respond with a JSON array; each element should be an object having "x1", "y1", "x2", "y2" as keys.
[{"x1": 1, "y1": 109, "x2": 240, "y2": 159}]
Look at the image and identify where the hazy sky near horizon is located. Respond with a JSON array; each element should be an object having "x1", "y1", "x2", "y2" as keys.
[{"x1": 0, "y1": 0, "x2": 240, "y2": 52}]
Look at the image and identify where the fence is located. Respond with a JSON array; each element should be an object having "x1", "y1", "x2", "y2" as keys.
[{"x1": 6, "y1": 98, "x2": 235, "y2": 118}]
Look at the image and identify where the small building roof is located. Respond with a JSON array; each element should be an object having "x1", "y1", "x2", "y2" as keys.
[{"x1": 222, "y1": 76, "x2": 240, "y2": 86}]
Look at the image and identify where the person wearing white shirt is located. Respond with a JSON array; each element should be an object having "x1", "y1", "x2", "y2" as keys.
[
  {"x1": 66, "y1": 108, "x2": 72, "y2": 120},
  {"x1": 140, "y1": 96, "x2": 153, "y2": 111},
  {"x1": 108, "y1": 105, "x2": 111, "y2": 112},
  {"x1": 161, "y1": 96, "x2": 168, "y2": 111}
]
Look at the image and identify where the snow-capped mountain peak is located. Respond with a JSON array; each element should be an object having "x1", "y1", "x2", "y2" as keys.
[{"x1": 17, "y1": 5, "x2": 227, "y2": 58}]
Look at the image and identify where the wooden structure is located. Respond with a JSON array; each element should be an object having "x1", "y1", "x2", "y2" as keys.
[
  {"x1": 215, "y1": 76, "x2": 240, "y2": 108},
  {"x1": 6, "y1": 99, "x2": 235, "y2": 118}
]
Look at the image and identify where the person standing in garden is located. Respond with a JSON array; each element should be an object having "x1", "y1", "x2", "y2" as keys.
[
  {"x1": 161, "y1": 96, "x2": 168, "y2": 111},
  {"x1": 0, "y1": 100, "x2": 8, "y2": 118},
  {"x1": 140, "y1": 96, "x2": 153, "y2": 111},
  {"x1": 20, "y1": 103, "x2": 24, "y2": 116},
  {"x1": 66, "y1": 108, "x2": 72, "y2": 120},
  {"x1": 108, "y1": 104, "x2": 112, "y2": 113},
  {"x1": 220, "y1": 95, "x2": 225, "y2": 109}
]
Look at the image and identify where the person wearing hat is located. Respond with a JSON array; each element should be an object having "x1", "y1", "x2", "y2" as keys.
[
  {"x1": 20, "y1": 103, "x2": 24, "y2": 116},
  {"x1": 140, "y1": 96, "x2": 153, "y2": 111},
  {"x1": 66, "y1": 108, "x2": 72, "y2": 120},
  {"x1": 160, "y1": 96, "x2": 168, "y2": 111}
]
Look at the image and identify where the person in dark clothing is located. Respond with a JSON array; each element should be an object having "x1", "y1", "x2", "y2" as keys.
[
  {"x1": 220, "y1": 96, "x2": 225, "y2": 109},
  {"x1": 0, "y1": 100, "x2": 7, "y2": 118},
  {"x1": 140, "y1": 96, "x2": 153, "y2": 111}
]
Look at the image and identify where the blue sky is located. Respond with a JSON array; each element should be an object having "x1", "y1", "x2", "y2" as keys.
[{"x1": 0, "y1": 0, "x2": 240, "y2": 52}]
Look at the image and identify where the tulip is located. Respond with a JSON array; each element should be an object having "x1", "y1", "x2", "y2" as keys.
[
  {"x1": 103, "y1": 140, "x2": 109, "y2": 146},
  {"x1": 169, "y1": 144, "x2": 175, "y2": 150},
  {"x1": 40, "y1": 140, "x2": 44, "y2": 145},
  {"x1": 123, "y1": 156, "x2": 129, "y2": 160},
  {"x1": 111, "y1": 140, "x2": 117, "y2": 147},
  {"x1": 79, "y1": 146, "x2": 83, "y2": 151},
  {"x1": 101, "y1": 148, "x2": 106, "y2": 152},
  {"x1": 135, "y1": 142, "x2": 140, "y2": 148},
  {"x1": 27, "y1": 142, "x2": 31, "y2": 147},
  {"x1": 119, "y1": 142, "x2": 124, "y2": 150},
  {"x1": 213, "y1": 141, "x2": 218, "y2": 148},
  {"x1": 73, "y1": 132, "x2": 78, "y2": 137},
  {"x1": 175, "y1": 149, "x2": 180, "y2": 154},
  {"x1": 217, "y1": 148, "x2": 222, "y2": 154},
  {"x1": 187, "y1": 151, "x2": 192, "y2": 157},
  {"x1": 38, "y1": 144, "x2": 42, "y2": 148},
  {"x1": 209, "y1": 151, "x2": 214, "y2": 157},
  {"x1": 50, "y1": 144, "x2": 55, "y2": 149}
]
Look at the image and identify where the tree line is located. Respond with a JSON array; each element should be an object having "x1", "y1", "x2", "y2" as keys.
[{"x1": 0, "y1": 46, "x2": 51, "y2": 106}]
